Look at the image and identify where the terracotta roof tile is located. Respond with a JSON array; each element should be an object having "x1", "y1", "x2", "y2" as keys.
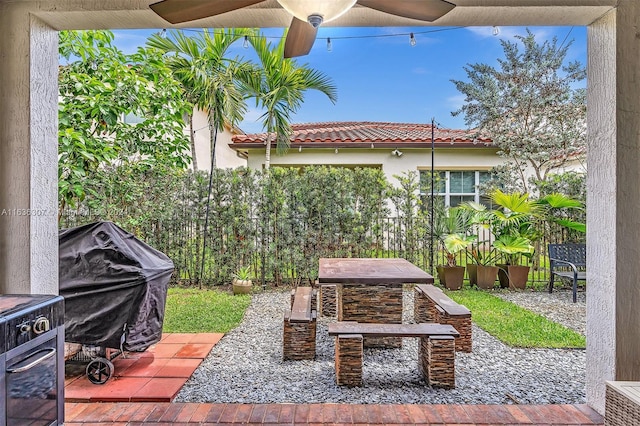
[{"x1": 233, "y1": 121, "x2": 493, "y2": 146}]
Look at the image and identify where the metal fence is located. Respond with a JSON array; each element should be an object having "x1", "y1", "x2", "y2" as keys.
[{"x1": 60, "y1": 209, "x2": 584, "y2": 288}]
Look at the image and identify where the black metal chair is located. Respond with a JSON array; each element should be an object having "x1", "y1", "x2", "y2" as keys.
[{"x1": 548, "y1": 243, "x2": 587, "y2": 303}]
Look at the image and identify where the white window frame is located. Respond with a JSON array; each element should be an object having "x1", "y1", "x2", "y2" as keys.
[{"x1": 420, "y1": 170, "x2": 490, "y2": 207}]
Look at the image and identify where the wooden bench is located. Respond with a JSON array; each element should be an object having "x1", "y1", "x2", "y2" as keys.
[
  {"x1": 548, "y1": 243, "x2": 586, "y2": 303},
  {"x1": 282, "y1": 286, "x2": 317, "y2": 361},
  {"x1": 414, "y1": 284, "x2": 472, "y2": 353},
  {"x1": 328, "y1": 322, "x2": 459, "y2": 389}
]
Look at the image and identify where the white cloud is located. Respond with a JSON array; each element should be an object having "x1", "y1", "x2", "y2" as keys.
[
  {"x1": 238, "y1": 107, "x2": 266, "y2": 134},
  {"x1": 446, "y1": 94, "x2": 466, "y2": 112},
  {"x1": 465, "y1": 26, "x2": 556, "y2": 43},
  {"x1": 412, "y1": 67, "x2": 429, "y2": 75},
  {"x1": 112, "y1": 29, "x2": 157, "y2": 54}
]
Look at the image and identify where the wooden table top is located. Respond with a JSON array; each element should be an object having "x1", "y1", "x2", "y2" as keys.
[{"x1": 318, "y1": 258, "x2": 434, "y2": 285}]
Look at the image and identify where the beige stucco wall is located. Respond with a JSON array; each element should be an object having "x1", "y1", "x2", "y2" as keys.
[
  {"x1": 0, "y1": 4, "x2": 59, "y2": 295},
  {"x1": 245, "y1": 147, "x2": 503, "y2": 187},
  {"x1": 586, "y1": 1, "x2": 640, "y2": 414},
  {"x1": 191, "y1": 109, "x2": 247, "y2": 171}
]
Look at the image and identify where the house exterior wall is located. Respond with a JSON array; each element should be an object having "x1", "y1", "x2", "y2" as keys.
[
  {"x1": 191, "y1": 109, "x2": 246, "y2": 171},
  {"x1": 244, "y1": 146, "x2": 503, "y2": 187},
  {"x1": 586, "y1": 1, "x2": 640, "y2": 414},
  {"x1": 0, "y1": 4, "x2": 59, "y2": 295}
]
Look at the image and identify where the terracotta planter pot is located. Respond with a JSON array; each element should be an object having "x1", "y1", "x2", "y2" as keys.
[
  {"x1": 497, "y1": 264, "x2": 530, "y2": 290},
  {"x1": 467, "y1": 264, "x2": 477, "y2": 286},
  {"x1": 232, "y1": 278, "x2": 253, "y2": 295},
  {"x1": 436, "y1": 265, "x2": 446, "y2": 286},
  {"x1": 476, "y1": 265, "x2": 499, "y2": 289},
  {"x1": 438, "y1": 265, "x2": 465, "y2": 290}
]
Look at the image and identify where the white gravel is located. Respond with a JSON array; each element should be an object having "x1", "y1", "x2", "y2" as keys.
[{"x1": 174, "y1": 289, "x2": 585, "y2": 405}]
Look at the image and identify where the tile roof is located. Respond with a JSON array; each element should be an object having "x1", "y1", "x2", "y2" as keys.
[{"x1": 232, "y1": 121, "x2": 493, "y2": 147}]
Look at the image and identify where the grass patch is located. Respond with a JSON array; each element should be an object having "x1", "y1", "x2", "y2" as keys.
[
  {"x1": 163, "y1": 287, "x2": 251, "y2": 333},
  {"x1": 446, "y1": 289, "x2": 585, "y2": 349}
]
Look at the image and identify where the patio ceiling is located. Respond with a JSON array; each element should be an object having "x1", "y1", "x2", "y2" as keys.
[{"x1": 17, "y1": 0, "x2": 615, "y2": 31}]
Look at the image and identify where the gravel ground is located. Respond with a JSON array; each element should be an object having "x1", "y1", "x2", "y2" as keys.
[
  {"x1": 496, "y1": 290, "x2": 586, "y2": 335},
  {"x1": 175, "y1": 289, "x2": 586, "y2": 405}
]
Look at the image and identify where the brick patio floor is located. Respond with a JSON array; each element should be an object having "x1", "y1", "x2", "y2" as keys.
[
  {"x1": 64, "y1": 333, "x2": 603, "y2": 425},
  {"x1": 64, "y1": 401, "x2": 603, "y2": 425}
]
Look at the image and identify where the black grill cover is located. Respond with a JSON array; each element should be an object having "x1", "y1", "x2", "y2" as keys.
[{"x1": 59, "y1": 221, "x2": 174, "y2": 352}]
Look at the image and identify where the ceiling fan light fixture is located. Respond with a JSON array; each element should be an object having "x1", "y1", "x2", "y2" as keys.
[
  {"x1": 307, "y1": 14, "x2": 323, "y2": 28},
  {"x1": 277, "y1": 0, "x2": 357, "y2": 25}
]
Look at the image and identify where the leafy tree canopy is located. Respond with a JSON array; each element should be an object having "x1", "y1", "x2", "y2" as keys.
[
  {"x1": 451, "y1": 29, "x2": 586, "y2": 193},
  {"x1": 58, "y1": 30, "x2": 192, "y2": 211}
]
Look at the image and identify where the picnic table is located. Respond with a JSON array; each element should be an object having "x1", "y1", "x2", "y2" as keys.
[{"x1": 318, "y1": 258, "x2": 434, "y2": 347}]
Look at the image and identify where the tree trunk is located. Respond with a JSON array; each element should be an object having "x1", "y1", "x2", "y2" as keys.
[
  {"x1": 189, "y1": 114, "x2": 198, "y2": 171},
  {"x1": 265, "y1": 132, "x2": 272, "y2": 169}
]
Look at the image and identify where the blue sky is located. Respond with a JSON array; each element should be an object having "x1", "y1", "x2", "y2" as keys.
[{"x1": 111, "y1": 25, "x2": 586, "y2": 134}]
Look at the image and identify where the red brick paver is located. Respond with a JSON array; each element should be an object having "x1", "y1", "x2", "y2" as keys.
[{"x1": 64, "y1": 402, "x2": 603, "y2": 425}]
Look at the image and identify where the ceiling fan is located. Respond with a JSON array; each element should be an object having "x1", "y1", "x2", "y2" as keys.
[{"x1": 150, "y1": 0, "x2": 456, "y2": 58}]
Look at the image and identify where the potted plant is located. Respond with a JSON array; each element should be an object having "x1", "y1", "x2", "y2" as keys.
[
  {"x1": 486, "y1": 190, "x2": 540, "y2": 289},
  {"x1": 460, "y1": 190, "x2": 538, "y2": 290},
  {"x1": 232, "y1": 266, "x2": 253, "y2": 295},
  {"x1": 432, "y1": 206, "x2": 477, "y2": 290},
  {"x1": 437, "y1": 233, "x2": 477, "y2": 290},
  {"x1": 466, "y1": 245, "x2": 500, "y2": 290},
  {"x1": 458, "y1": 203, "x2": 500, "y2": 289}
]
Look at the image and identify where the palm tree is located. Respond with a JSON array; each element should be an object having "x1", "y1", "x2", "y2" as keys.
[
  {"x1": 243, "y1": 33, "x2": 338, "y2": 169},
  {"x1": 147, "y1": 29, "x2": 254, "y2": 287},
  {"x1": 147, "y1": 28, "x2": 255, "y2": 170}
]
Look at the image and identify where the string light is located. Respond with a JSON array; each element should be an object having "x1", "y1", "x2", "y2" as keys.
[
  {"x1": 160, "y1": 29, "x2": 167, "y2": 38},
  {"x1": 243, "y1": 35, "x2": 249, "y2": 48},
  {"x1": 335, "y1": 148, "x2": 339, "y2": 154},
  {"x1": 326, "y1": 37, "x2": 332, "y2": 52},
  {"x1": 175, "y1": 26, "x2": 467, "y2": 46},
  {"x1": 298, "y1": 146, "x2": 302, "y2": 152},
  {"x1": 410, "y1": 33, "x2": 416, "y2": 47},
  {"x1": 492, "y1": 26, "x2": 500, "y2": 36}
]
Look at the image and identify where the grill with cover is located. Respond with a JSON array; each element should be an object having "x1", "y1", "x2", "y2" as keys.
[{"x1": 59, "y1": 221, "x2": 174, "y2": 383}]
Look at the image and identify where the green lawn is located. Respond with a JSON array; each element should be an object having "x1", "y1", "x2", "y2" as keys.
[
  {"x1": 163, "y1": 287, "x2": 251, "y2": 333},
  {"x1": 162, "y1": 286, "x2": 585, "y2": 349},
  {"x1": 446, "y1": 289, "x2": 586, "y2": 348}
]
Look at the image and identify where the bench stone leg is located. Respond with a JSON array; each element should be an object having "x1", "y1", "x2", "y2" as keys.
[
  {"x1": 441, "y1": 315, "x2": 472, "y2": 353},
  {"x1": 319, "y1": 284, "x2": 337, "y2": 317},
  {"x1": 420, "y1": 335, "x2": 455, "y2": 389},
  {"x1": 414, "y1": 287, "x2": 431, "y2": 323},
  {"x1": 282, "y1": 311, "x2": 317, "y2": 361},
  {"x1": 335, "y1": 334, "x2": 363, "y2": 386}
]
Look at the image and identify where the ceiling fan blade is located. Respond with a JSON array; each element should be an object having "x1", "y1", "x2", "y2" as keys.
[
  {"x1": 357, "y1": 0, "x2": 455, "y2": 22},
  {"x1": 284, "y1": 17, "x2": 318, "y2": 58},
  {"x1": 150, "y1": 0, "x2": 265, "y2": 24}
]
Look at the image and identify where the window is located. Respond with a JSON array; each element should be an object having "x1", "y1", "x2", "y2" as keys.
[{"x1": 420, "y1": 170, "x2": 490, "y2": 207}]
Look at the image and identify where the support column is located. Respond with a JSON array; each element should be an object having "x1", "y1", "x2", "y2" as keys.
[
  {"x1": 0, "y1": 4, "x2": 59, "y2": 295},
  {"x1": 587, "y1": 0, "x2": 640, "y2": 414}
]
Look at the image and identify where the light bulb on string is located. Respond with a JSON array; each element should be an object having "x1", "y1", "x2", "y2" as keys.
[
  {"x1": 243, "y1": 35, "x2": 249, "y2": 48},
  {"x1": 492, "y1": 26, "x2": 500, "y2": 36},
  {"x1": 326, "y1": 37, "x2": 332, "y2": 52},
  {"x1": 410, "y1": 33, "x2": 416, "y2": 47}
]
